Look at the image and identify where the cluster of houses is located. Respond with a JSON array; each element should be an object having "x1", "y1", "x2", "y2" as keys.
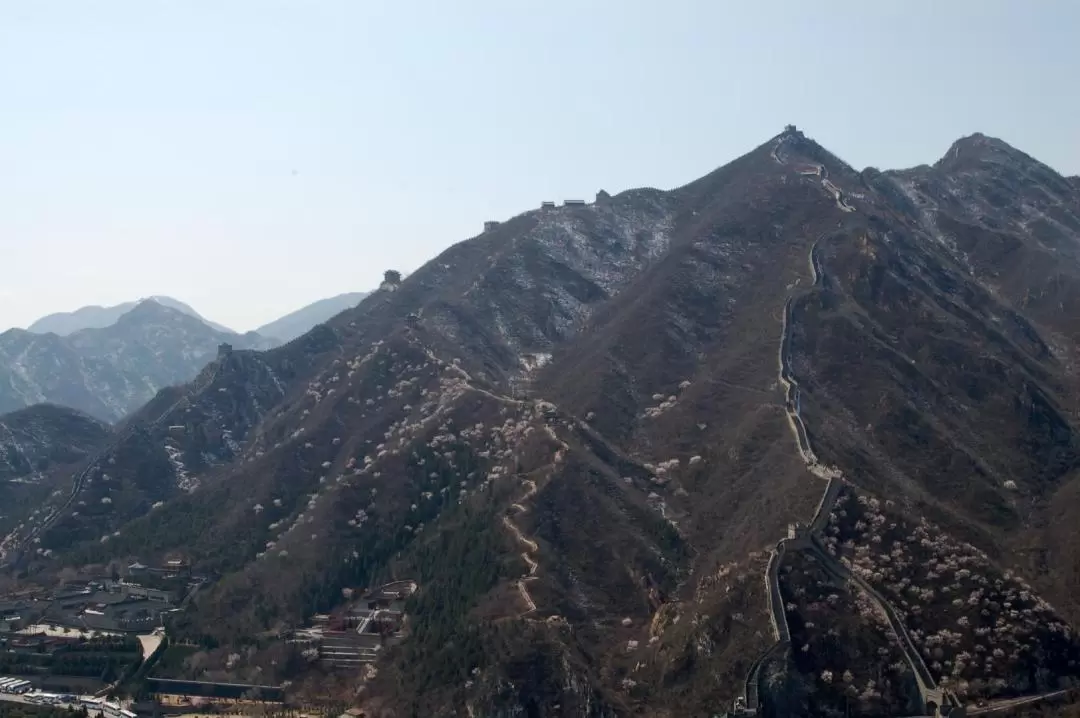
[
  {"x1": 0, "y1": 567, "x2": 193, "y2": 641},
  {"x1": 38, "y1": 578, "x2": 176, "y2": 634},
  {"x1": 292, "y1": 580, "x2": 416, "y2": 669}
]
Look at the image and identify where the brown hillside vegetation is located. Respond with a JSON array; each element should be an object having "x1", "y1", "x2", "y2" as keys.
[{"x1": 6, "y1": 127, "x2": 1080, "y2": 716}]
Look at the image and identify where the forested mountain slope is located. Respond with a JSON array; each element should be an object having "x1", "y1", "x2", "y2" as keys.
[
  {"x1": 7, "y1": 128, "x2": 1080, "y2": 717},
  {"x1": 0, "y1": 404, "x2": 112, "y2": 560}
]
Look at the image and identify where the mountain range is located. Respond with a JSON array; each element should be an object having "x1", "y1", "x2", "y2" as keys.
[
  {"x1": 27, "y1": 295, "x2": 235, "y2": 335},
  {"x1": 0, "y1": 299, "x2": 275, "y2": 421},
  {"x1": 4, "y1": 128, "x2": 1080, "y2": 717},
  {"x1": 3, "y1": 292, "x2": 373, "y2": 422}
]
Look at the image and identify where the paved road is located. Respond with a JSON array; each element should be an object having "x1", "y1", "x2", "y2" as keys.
[
  {"x1": 0, "y1": 693, "x2": 85, "y2": 711},
  {"x1": 966, "y1": 691, "x2": 1070, "y2": 715}
]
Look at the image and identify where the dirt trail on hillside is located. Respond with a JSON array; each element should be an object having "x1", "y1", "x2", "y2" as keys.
[
  {"x1": 414, "y1": 337, "x2": 563, "y2": 619},
  {"x1": 504, "y1": 478, "x2": 542, "y2": 615}
]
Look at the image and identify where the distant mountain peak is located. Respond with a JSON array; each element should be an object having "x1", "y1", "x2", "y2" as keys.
[
  {"x1": 939, "y1": 132, "x2": 1030, "y2": 168},
  {"x1": 138, "y1": 296, "x2": 235, "y2": 333},
  {"x1": 25, "y1": 295, "x2": 234, "y2": 335},
  {"x1": 121, "y1": 297, "x2": 193, "y2": 322},
  {"x1": 931, "y1": 132, "x2": 1078, "y2": 199},
  {"x1": 2, "y1": 301, "x2": 277, "y2": 420}
]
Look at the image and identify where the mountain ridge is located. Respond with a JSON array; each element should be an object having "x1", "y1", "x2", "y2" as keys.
[
  {"x1": 6, "y1": 128, "x2": 1080, "y2": 716},
  {"x1": 25, "y1": 295, "x2": 234, "y2": 335},
  {"x1": 0, "y1": 300, "x2": 278, "y2": 421},
  {"x1": 0, "y1": 403, "x2": 111, "y2": 482}
]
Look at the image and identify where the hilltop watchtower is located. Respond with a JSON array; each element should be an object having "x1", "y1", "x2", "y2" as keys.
[{"x1": 786, "y1": 522, "x2": 810, "y2": 547}]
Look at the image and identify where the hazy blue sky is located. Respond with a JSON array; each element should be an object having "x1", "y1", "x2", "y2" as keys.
[{"x1": 3, "y1": 0, "x2": 1078, "y2": 332}]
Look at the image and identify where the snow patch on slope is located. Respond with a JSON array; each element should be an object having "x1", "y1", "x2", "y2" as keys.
[
  {"x1": 475, "y1": 196, "x2": 674, "y2": 355},
  {"x1": 164, "y1": 441, "x2": 198, "y2": 492}
]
